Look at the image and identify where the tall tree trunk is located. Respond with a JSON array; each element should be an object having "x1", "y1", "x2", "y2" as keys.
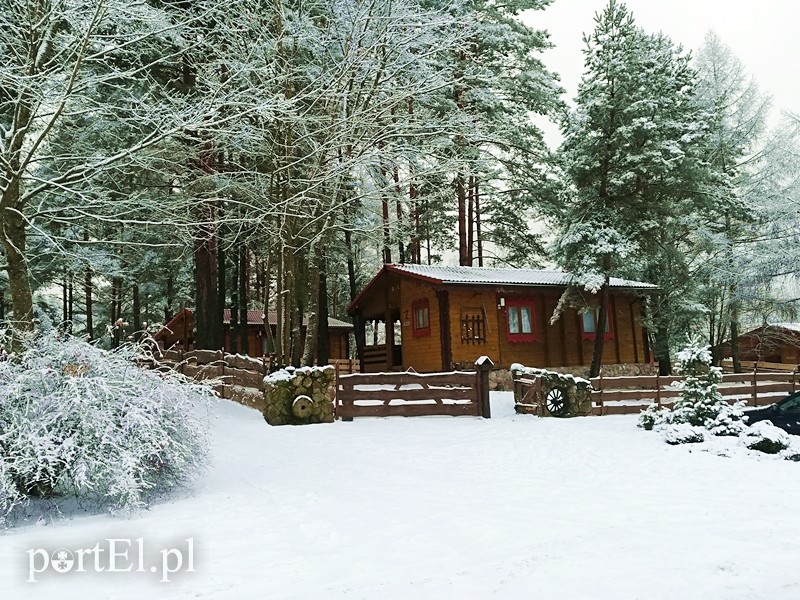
[
  {"x1": 590, "y1": 278, "x2": 610, "y2": 378},
  {"x1": 393, "y1": 166, "x2": 405, "y2": 264},
  {"x1": 730, "y1": 315, "x2": 742, "y2": 373},
  {"x1": 62, "y1": 268, "x2": 69, "y2": 324},
  {"x1": 275, "y1": 245, "x2": 284, "y2": 366},
  {"x1": 456, "y1": 173, "x2": 468, "y2": 266},
  {"x1": 475, "y1": 178, "x2": 483, "y2": 266},
  {"x1": 301, "y1": 247, "x2": 321, "y2": 366},
  {"x1": 317, "y1": 251, "x2": 330, "y2": 364},
  {"x1": 654, "y1": 325, "x2": 672, "y2": 376},
  {"x1": 238, "y1": 245, "x2": 249, "y2": 355},
  {"x1": 467, "y1": 174, "x2": 474, "y2": 266},
  {"x1": 85, "y1": 266, "x2": 93, "y2": 340},
  {"x1": 345, "y1": 226, "x2": 365, "y2": 362},
  {"x1": 283, "y1": 245, "x2": 296, "y2": 366},
  {"x1": 381, "y1": 182, "x2": 392, "y2": 264},
  {"x1": 230, "y1": 244, "x2": 239, "y2": 354},
  {"x1": 132, "y1": 284, "x2": 141, "y2": 340},
  {"x1": 67, "y1": 273, "x2": 73, "y2": 325},
  {"x1": 111, "y1": 277, "x2": 122, "y2": 348},
  {"x1": 2, "y1": 208, "x2": 34, "y2": 347},
  {"x1": 729, "y1": 286, "x2": 742, "y2": 373},
  {"x1": 217, "y1": 201, "x2": 227, "y2": 351},
  {"x1": 263, "y1": 250, "x2": 275, "y2": 358},
  {"x1": 193, "y1": 214, "x2": 218, "y2": 350}
]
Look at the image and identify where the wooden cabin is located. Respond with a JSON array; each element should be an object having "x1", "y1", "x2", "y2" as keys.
[
  {"x1": 715, "y1": 323, "x2": 800, "y2": 365},
  {"x1": 347, "y1": 264, "x2": 656, "y2": 373},
  {"x1": 154, "y1": 308, "x2": 353, "y2": 358}
]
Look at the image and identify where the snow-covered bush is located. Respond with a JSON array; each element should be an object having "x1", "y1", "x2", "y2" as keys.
[
  {"x1": 662, "y1": 423, "x2": 705, "y2": 445},
  {"x1": 0, "y1": 334, "x2": 212, "y2": 521},
  {"x1": 0, "y1": 459, "x2": 21, "y2": 527},
  {"x1": 705, "y1": 401, "x2": 748, "y2": 436},
  {"x1": 638, "y1": 403, "x2": 671, "y2": 430},
  {"x1": 781, "y1": 449, "x2": 800, "y2": 462},
  {"x1": 671, "y1": 345, "x2": 746, "y2": 435},
  {"x1": 742, "y1": 421, "x2": 790, "y2": 454}
]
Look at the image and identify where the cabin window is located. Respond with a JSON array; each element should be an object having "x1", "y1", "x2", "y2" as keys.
[
  {"x1": 460, "y1": 309, "x2": 486, "y2": 344},
  {"x1": 412, "y1": 298, "x2": 430, "y2": 337},
  {"x1": 580, "y1": 307, "x2": 614, "y2": 341},
  {"x1": 506, "y1": 298, "x2": 537, "y2": 343}
]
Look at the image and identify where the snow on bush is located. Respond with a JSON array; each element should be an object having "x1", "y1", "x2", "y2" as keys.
[
  {"x1": 662, "y1": 423, "x2": 705, "y2": 445},
  {"x1": 781, "y1": 449, "x2": 800, "y2": 462},
  {"x1": 0, "y1": 334, "x2": 212, "y2": 523},
  {"x1": 742, "y1": 421, "x2": 790, "y2": 455},
  {"x1": 0, "y1": 459, "x2": 21, "y2": 527},
  {"x1": 637, "y1": 403, "x2": 672, "y2": 430},
  {"x1": 671, "y1": 344, "x2": 746, "y2": 436}
]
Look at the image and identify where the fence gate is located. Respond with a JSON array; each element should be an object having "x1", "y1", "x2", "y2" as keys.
[{"x1": 336, "y1": 361, "x2": 492, "y2": 420}]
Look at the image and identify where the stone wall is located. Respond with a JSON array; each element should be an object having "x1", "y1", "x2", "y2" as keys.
[
  {"x1": 510, "y1": 365, "x2": 593, "y2": 417},
  {"x1": 263, "y1": 365, "x2": 336, "y2": 426},
  {"x1": 543, "y1": 363, "x2": 657, "y2": 379},
  {"x1": 481, "y1": 364, "x2": 655, "y2": 392}
]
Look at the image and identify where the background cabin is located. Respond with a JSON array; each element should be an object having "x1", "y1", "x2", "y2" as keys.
[
  {"x1": 348, "y1": 264, "x2": 656, "y2": 373},
  {"x1": 715, "y1": 323, "x2": 800, "y2": 366},
  {"x1": 155, "y1": 308, "x2": 353, "y2": 358}
]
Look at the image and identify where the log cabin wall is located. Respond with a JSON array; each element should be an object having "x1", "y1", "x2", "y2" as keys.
[
  {"x1": 396, "y1": 284, "x2": 647, "y2": 371},
  {"x1": 448, "y1": 289, "x2": 502, "y2": 367},
  {"x1": 399, "y1": 277, "x2": 445, "y2": 372}
]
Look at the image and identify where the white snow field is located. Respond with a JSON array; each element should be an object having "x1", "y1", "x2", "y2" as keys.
[{"x1": 2, "y1": 393, "x2": 800, "y2": 599}]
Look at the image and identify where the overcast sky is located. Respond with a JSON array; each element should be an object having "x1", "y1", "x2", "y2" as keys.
[{"x1": 526, "y1": 0, "x2": 800, "y2": 147}]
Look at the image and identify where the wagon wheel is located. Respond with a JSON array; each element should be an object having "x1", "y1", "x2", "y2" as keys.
[{"x1": 545, "y1": 388, "x2": 569, "y2": 417}]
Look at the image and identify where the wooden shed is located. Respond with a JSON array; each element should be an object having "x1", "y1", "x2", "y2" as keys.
[
  {"x1": 715, "y1": 323, "x2": 800, "y2": 366},
  {"x1": 347, "y1": 264, "x2": 656, "y2": 373},
  {"x1": 154, "y1": 308, "x2": 353, "y2": 358}
]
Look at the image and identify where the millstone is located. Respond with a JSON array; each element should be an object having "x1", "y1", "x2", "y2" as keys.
[{"x1": 292, "y1": 394, "x2": 314, "y2": 419}]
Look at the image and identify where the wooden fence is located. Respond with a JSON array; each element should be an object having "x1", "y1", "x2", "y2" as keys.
[
  {"x1": 511, "y1": 369, "x2": 799, "y2": 417},
  {"x1": 153, "y1": 349, "x2": 360, "y2": 411},
  {"x1": 591, "y1": 370, "x2": 799, "y2": 416},
  {"x1": 720, "y1": 359, "x2": 800, "y2": 373},
  {"x1": 336, "y1": 360, "x2": 492, "y2": 420}
]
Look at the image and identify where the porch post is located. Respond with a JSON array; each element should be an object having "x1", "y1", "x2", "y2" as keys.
[
  {"x1": 475, "y1": 356, "x2": 493, "y2": 418},
  {"x1": 384, "y1": 287, "x2": 394, "y2": 370},
  {"x1": 437, "y1": 290, "x2": 452, "y2": 371}
]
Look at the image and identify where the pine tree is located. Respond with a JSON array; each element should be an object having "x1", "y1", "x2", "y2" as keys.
[{"x1": 554, "y1": 0, "x2": 715, "y2": 376}]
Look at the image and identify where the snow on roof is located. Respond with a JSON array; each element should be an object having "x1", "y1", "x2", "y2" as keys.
[
  {"x1": 768, "y1": 323, "x2": 800, "y2": 333},
  {"x1": 387, "y1": 264, "x2": 657, "y2": 290}
]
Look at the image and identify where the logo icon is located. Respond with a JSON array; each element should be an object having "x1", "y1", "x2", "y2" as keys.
[{"x1": 50, "y1": 549, "x2": 74, "y2": 573}]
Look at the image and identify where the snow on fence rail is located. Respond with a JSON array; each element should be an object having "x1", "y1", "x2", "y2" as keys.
[
  {"x1": 590, "y1": 370, "x2": 799, "y2": 416},
  {"x1": 150, "y1": 350, "x2": 359, "y2": 411},
  {"x1": 336, "y1": 360, "x2": 493, "y2": 420},
  {"x1": 719, "y1": 359, "x2": 800, "y2": 373},
  {"x1": 511, "y1": 368, "x2": 799, "y2": 417}
]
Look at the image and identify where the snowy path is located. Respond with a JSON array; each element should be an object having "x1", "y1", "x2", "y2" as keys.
[{"x1": 2, "y1": 393, "x2": 799, "y2": 599}]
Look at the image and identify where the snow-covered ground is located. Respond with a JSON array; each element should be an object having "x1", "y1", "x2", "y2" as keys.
[{"x1": 2, "y1": 393, "x2": 799, "y2": 599}]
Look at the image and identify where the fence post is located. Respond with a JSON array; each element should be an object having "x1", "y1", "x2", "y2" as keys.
[
  {"x1": 535, "y1": 376, "x2": 544, "y2": 417},
  {"x1": 475, "y1": 356, "x2": 493, "y2": 419},
  {"x1": 656, "y1": 371, "x2": 660, "y2": 407},
  {"x1": 334, "y1": 362, "x2": 340, "y2": 420},
  {"x1": 793, "y1": 370, "x2": 797, "y2": 395},
  {"x1": 599, "y1": 368, "x2": 604, "y2": 409}
]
